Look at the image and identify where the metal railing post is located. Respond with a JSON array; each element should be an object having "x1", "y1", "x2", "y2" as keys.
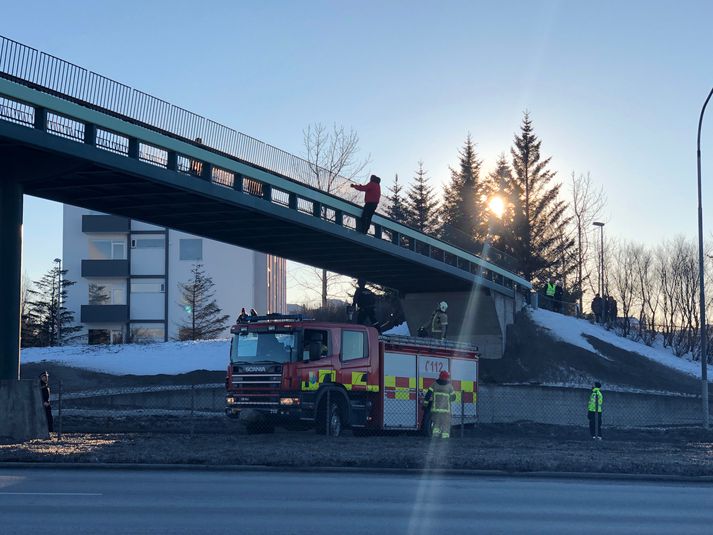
[
  {"x1": 190, "y1": 384, "x2": 195, "y2": 438},
  {"x1": 460, "y1": 392, "x2": 465, "y2": 438},
  {"x1": 326, "y1": 389, "x2": 331, "y2": 436},
  {"x1": 58, "y1": 380, "x2": 63, "y2": 439}
]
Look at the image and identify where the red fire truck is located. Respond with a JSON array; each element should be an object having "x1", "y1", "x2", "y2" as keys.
[{"x1": 225, "y1": 314, "x2": 478, "y2": 436}]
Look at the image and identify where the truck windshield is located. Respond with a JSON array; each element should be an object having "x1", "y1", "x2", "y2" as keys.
[{"x1": 231, "y1": 331, "x2": 297, "y2": 364}]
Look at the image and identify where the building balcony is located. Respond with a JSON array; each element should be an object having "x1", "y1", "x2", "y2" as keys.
[
  {"x1": 82, "y1": 214, "x2": 130, "y2": 233},
  {"x1": 81, "y1": 304, "x2": 129, "y2": 323},
  {"x1": 81, "y1": 259, "x2": 129, "y2": 278}
]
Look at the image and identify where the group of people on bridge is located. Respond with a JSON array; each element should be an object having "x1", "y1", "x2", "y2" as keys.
[{"x1": 591, "y1": 293, "x2": 618, "y2": 327}]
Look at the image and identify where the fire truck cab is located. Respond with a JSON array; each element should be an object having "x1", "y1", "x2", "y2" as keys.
[{"x1": 225, "y1": 314, "x2": 478, "y2": 436}]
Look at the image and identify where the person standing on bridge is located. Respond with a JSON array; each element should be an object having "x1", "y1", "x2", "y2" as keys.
[
  {"x1": 430, "y1": 301, "x2": 449, "y2": 340},
  {"x1": 351, "y1": 175, "x2": 381, "y2": 234},
  {"x1": 353, "y1": 279, "x2": 377, "y2": 327}
]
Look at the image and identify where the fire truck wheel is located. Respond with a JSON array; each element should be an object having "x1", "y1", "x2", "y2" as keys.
[
  {"x1": 327, "y1": 402, "x2": 343, "y2": 437},
  {"x1": 317, "y1": 399, "x2": 344, "y2": 437}
]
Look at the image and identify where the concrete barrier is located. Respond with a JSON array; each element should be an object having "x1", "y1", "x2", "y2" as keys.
[
  {"x1": 0, "y1": 380, "x2": 49, "y2": 441},
  {"x1": 478, "y1": 384, "x2": 710, "y2": 427}
]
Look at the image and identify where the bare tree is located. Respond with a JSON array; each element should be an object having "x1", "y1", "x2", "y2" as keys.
[
  {"x1": 631, "y1": 244, "x2": 659, "y2": 345},
  {"x1": 568, "y1": 172, "x2": 606, "y2": 314},
  {"x1": 302, "y1": 123, "x2": 371, "y2": 308},
  {"x1": 303, "y1": 123, "x2": 370, "y2": 199},
  {"x1": 609, "y1": 240, "x2": 636, "y2": 337}
]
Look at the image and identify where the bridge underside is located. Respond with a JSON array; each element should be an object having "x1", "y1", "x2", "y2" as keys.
[{"x1": 1, "y1": 137, "x2": 477, "y2": 295}]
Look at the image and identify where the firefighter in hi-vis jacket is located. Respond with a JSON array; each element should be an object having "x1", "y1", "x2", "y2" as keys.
[{"x1": 424, "y1": 370, "x2": 456, "y2": 439}]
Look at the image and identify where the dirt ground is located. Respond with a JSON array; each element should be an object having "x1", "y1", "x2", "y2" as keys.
[{"x1": 2, "y1": 423, "x2": 713, "y2": 478}]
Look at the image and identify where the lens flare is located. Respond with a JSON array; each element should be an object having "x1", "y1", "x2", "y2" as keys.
[{"x1": 488, "y1": 196, "x2": 505, "y2": 219}]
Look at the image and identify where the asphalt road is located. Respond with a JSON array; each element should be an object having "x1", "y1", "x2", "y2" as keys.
[{"x1": 0, "y1": 468, "x2": 712, "y2": 534}]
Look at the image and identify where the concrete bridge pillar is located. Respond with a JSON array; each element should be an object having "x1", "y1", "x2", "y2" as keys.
[
  {"x1": 0, "y1": 178, "x2": 23, "y2": 380},
  {"x1": 0, "y1": 178, "x2": 47, "y2": 440},
  {"x1": 401, "y1": 287, "x2": 521, "y2": 359}
]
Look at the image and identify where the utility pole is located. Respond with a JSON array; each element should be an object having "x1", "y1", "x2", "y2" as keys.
[
  {"x1": 696, "y1": 86, "x2": 713, "y2": 429},
  {"x1": 54, "y1": 257, "x2": 62, "y2": 346},
  {"x1": 593, "y1": 222, "x2": 605, "y2": 299}
]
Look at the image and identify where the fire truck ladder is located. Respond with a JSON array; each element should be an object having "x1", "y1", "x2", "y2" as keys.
[{"x1": 379, "y1": 334, "x2": 479, "y2": 353}]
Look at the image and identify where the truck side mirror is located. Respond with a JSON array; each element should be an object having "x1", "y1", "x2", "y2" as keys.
[{"x1": 309, "y1": 341, "x2": 322, "y2": 361}]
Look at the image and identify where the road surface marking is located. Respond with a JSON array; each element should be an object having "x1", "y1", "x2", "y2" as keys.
[{"x1": 0, "y1": 492, "x2": 102, "y2": 496}]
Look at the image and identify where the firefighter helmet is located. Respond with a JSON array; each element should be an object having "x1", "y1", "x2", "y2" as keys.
[
  {"x1": 439, "y1": 301, "x2": 448, "y2": 312},
  {"x1": 439, "y1": 370, "x2": 450, "y2": 381}
]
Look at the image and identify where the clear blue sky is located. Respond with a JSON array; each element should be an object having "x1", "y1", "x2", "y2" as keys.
[{"x1": 6, "y1": 0, "x2": 713, "y2": 282}]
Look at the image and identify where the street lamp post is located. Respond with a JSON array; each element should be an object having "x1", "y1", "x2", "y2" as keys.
[
  {"x1": 696, "y1": 86, "x2": 713, "y2": 429},
  {"x1": 54, "y1": 257, "x2": 62, "y2": 347},
  {"x1": 593, "y1": 222, "x2": 605, "y2": 301}
]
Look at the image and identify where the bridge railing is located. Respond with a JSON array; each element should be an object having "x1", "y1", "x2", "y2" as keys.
[
  {"x1": 0, "y1": 34, "x2": 525, "y2": 290},
  {"x1": 0, "y1": 35, "x2": 362, "y2": 201}
]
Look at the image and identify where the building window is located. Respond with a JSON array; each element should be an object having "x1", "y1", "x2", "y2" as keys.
[
  {"x1": 88, "y1": 329, "x2": 110, "y2": 345},
  {"x1": 131, "y1": 281, "x2": 165, "y2": 293},
  {"x1": 341, "y1": 330, "x2": 366, "y2": 361},
  {"x1": 90, "y1": 239, "x2": 127, "y2": 260},
  {"x1": 179, "y1": 239, "x2": 203, "y2": 261},
  {"x1": 131, "y1": 238, "x2": 165, "y2": 249},
  {"x1": 88, "y1": 283, "x2": 125, "y2": 305},
  {"x1": 88, "y1": 329, "x2": 124, "y2": 345},
  {"x1": 112, "y1": 288, "x2": 126, "y2": 305},
  {"x1": 111, "y1": 330, "x2": 124, "y2": 345},
  {"x1": 130, "y1": 325, "x2": 165, "y2": 343}
]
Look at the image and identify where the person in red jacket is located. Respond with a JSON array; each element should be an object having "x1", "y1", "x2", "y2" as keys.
[{"x1": 350, "y1": 175, "x2": 381, "y2": 234}]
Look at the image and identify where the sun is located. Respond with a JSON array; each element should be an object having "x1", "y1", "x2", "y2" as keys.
[{"x1": 488, "y1": 195, "x2": 505, "y2": 219}]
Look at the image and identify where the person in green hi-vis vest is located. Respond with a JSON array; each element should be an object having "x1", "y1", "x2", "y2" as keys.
[{"x1": 587, "y1": 382, "x2": 603, "y2": 440}]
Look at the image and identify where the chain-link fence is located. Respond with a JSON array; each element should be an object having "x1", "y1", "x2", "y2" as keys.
[{"x1": 46, "y1": 381, "x2": 711, "y2": 436}]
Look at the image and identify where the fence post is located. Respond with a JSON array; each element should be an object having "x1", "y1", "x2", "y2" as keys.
[
  {"x1": 58, "y1": 380, "x2": 63, "y2": 440},
  {"x1": 190, "y1": 384, "x2": 195, "y2": 438},
  {"x1": 460, "y1": 392, "x2": 465, "y2": 438}
]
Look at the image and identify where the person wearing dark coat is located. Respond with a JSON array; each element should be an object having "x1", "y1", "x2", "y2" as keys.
[
  {"x1": 237, "y1": 308, "x2": 249, "y2": 323},
  {"x1": 39, "y1": 371, "x2": 53, "y2": 433},
  {"x1": 353, "y1": 279, "x2": 377, "y2": 326},
  {"x1": 591, "y1": 293, "x2": 603, "y2": 323},
  {"x1": 350, "y1": 175, "x2": 381, "y2": 234}
]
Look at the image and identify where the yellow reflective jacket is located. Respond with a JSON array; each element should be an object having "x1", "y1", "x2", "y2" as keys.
[
  {"x1": 588, "y1": 388, "x2": 603, "y2": 412},
  {"x1": 424, "y1": 381, "x2": 456, "y2": 413}
]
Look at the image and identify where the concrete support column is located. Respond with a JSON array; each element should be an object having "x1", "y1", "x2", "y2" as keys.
[{"x1": 0, "y1": 178, "x2": 23, "y2": 381}]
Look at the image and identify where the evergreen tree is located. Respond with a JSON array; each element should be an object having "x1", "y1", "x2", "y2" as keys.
[
  {"x1": 23, "y1": 264, "x2": 81, "y2": 347},
  {"x1": 504, "y1": 112, "x2": 574, "y2": 284},
  {"x1": 404, "y1": 161, "x2": 440, "y2": 233},
  {"x1": 386, "y1": 173, "x2": 409, "y2": 224},
  {"x1": 438, "y1": 135, "x2": 485, "y2": 250},
  {"x1": 482, "y1": 154, "x2": 515, "y2": 262},
  {"x1": 177, "y1": 264, "x2": 230, "y2": 340}
]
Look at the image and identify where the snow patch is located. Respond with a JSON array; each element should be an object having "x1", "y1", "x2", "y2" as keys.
[
  {"x1": 529, "y1": 307, "x2": 712, "y2": 381},
  {"x1": 21, "y1": 339, "x2": 230, "y2": 375}
]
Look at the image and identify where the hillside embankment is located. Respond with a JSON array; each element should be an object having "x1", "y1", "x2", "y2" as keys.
[{"x1": 481, "y1": 312, "x2": 702, "y2": 394}]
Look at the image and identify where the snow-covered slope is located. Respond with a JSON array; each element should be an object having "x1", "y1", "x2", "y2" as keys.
[
  {"x1": 22, "y1": 339, "x2": 230, "y2": 375},
  {"x1": 530, "y1": 308, "x2": 712, "y2": 380},
  {"x1": 21, "y1": 323, "x2": 409, "y2": 376}
]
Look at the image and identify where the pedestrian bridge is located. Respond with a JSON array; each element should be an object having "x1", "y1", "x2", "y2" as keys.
[{"x1": 0, "y1": 35, "x2": 531, "y2": 380}]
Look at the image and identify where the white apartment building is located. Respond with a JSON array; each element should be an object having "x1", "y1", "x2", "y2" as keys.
[{"x1": 62, "y1": 204, "x2": 286, "y2": 344}]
